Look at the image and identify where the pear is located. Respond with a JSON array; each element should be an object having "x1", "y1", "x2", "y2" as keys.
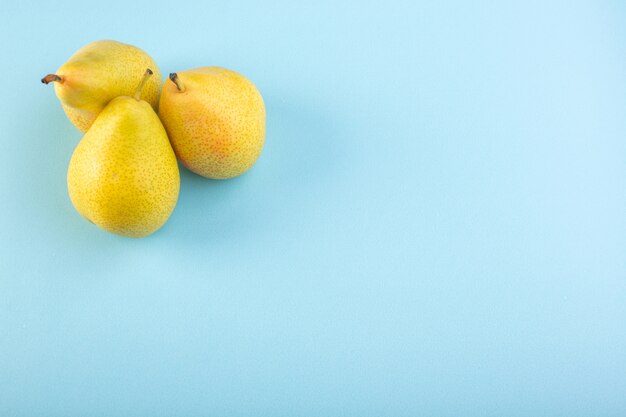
[
  {"x1": 158, "y1": 67, "x2": 266, "y2": 179},
  {"x1": 42, "y1": 40, "x2": 162, "y2": 132},
  {"x1": 67, "y1": 69, "x2": 179, "y2": 238}
]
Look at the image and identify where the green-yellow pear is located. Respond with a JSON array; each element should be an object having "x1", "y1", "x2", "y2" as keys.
[
  {"x1": 67, "y1": 69, "x2": 179, "y2": 238},
  {"x1": 158, "y1": 67, "x2": 266, "y2": 179},
  {"x1": 42, "y1": 40, "x2": 162, "y2": 132}
]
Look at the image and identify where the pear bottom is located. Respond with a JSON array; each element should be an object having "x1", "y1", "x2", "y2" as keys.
[{"x1": 67, "y1": 96, "x2": 180, "y2": 238}]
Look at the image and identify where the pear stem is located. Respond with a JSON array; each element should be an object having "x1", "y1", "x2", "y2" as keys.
[
  {"x1": 169, "y1": 73, "x2": 186, "y2": 92},
  {"x1": 133, "y1": 68, "x2": 154, "y2": 101},
  {"x1": 41, "y1": 74, "x2": 64, "y2": 84}
]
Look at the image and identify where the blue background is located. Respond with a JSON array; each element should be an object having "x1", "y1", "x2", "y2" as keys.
[{"x1": 1, "y1": 1, "x2": 625, "y2": 415}]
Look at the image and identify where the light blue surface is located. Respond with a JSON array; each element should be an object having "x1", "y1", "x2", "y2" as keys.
[{"x1": 1, "y1": 1, "x2": 625, "y2": 415}]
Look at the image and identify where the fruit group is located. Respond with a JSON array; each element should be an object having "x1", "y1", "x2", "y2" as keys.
[
  {"x1": 67, "y1": 70, "x2": 179, "y2": 238},
  {"x1": 42, "y1": 40, "x2": 162, "y2": 132},
  {"x1": 158, "y1": 67, "x2": 266, "y2": 179},
  {"x1": 42, "y1": 40, "x2": 268, "y2": 238}
]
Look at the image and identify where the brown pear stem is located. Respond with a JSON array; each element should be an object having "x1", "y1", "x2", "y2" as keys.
[
  {"x1": 41, "y1": 74, "x2": 64, "y2": 84},
  {"x1": 133, "y1": 68, "x2": 154, "y2": 101},
  {"x1": 169, "y1": 73, "x2": 186, "y2": 92}
]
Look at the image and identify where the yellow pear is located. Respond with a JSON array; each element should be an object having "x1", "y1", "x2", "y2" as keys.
[
  {"x1": 67, "y1": 70, "x2": 179, "y2": 238},
  {"x1": 158, "y1": 67, "x2": 266, "y2": 179},
  {"x1": 42, "y1": 40, "x2": 162, "y2": 132}
]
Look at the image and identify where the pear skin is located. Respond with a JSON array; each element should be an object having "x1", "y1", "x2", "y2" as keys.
[
  {"x1": 67, "y1": 71, "x2": 179, "y2": 238},
  {"x1": 42, "y1": 40, "x2": 162, "y2": 132},
  {"x1": 158, "y1": 67, "x2": 266, "y2": 179}
]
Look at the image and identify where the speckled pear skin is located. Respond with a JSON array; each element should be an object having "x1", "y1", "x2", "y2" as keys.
[
  {"x1": 67, "y1": 96, "x2": 180, "y2": 238},
  {"x1": 51, "y1": 40, "x2": 162, "y2": 132},
  {"x1": 158, "y1": 67, "x2": 266, "y2": 179}
]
